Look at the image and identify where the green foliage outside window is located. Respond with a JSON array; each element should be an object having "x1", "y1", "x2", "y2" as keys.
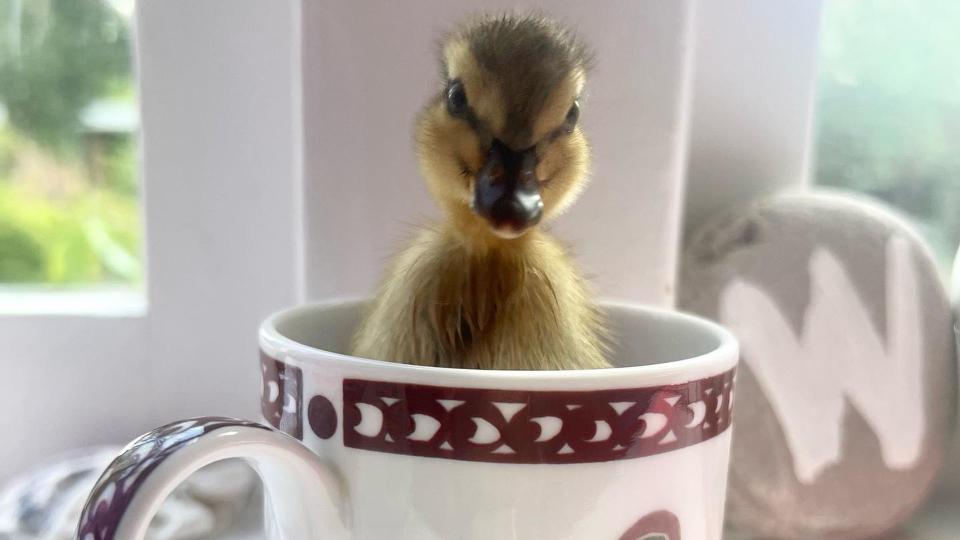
[{"x1": 0, "y1": 0, "x2": 141, "y2": 285}]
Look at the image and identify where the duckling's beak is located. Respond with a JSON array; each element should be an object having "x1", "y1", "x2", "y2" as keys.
[{"x1": 473, "y1": 139, "x2": 544, "y2": 237}]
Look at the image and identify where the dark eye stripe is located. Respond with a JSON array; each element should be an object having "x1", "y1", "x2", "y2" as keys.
[
  {"x1": 446, "y1": 79, "x2": 468, "y2": 116},
  {"x1": 564, "y1": 101, "x2": 580, "y2": 132},
  {"x1": 445, "y1": 88, "x2": 579, "y2": 149},
  {"x1": 445, "y1": 80, "x2": 489, "y2": 136},
  {"x1": 542, "y1": 101, "x2": 581, "y2": 144}
]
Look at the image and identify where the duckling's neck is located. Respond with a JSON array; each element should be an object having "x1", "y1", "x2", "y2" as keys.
[{"x1": 444, "y1": 207, "x2": 537, "y2": 258}]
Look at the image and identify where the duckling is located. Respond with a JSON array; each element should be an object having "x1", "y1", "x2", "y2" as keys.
[{"x1": 351, "y1": 13, "x2": 609, "y2": 370}]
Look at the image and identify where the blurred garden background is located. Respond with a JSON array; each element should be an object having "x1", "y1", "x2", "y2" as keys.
[
  {"x1": 0, "y1": 0, "x2": 957, "y2": 289},
  {"x1": 0, "y1": 0, "x2": 140, "y2": 287}
]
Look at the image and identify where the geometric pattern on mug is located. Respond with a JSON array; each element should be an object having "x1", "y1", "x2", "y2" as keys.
[
  {"x1": 260, "y1": 352, "x2": 303, "y2": 440},
  {"x1": 343, "y1": 369, "x2": 734, "y2": 464},
  {"x1": 77, "y1": 417, "x2": 269, "y2": 540},
  {"x1": 617, "y1": 509, "x2": 681, "y2": 540},
  {"x1": 308, "y1": 394, "x2": 338, "y2": 439}
]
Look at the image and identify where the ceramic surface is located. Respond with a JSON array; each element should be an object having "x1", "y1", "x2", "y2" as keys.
[{"x1": 79, "y1": 300, "x2": 738, "y2": 540}]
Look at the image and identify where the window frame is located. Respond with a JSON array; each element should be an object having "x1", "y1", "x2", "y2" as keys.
[{"x1": 0, "y1": 0, "x2": 303, "y2": 481}]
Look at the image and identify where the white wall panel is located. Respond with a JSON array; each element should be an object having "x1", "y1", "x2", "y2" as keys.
[
  {"x1": 137, "y1": 0, "x2": 303, "y2": 425},
  {"x1": 683, "y1": 0, "x2": 821, "y2": 235}
]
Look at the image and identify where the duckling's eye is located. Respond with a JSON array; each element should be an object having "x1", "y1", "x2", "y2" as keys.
[
  {"x1": 563, "y1": 101, "x2": 580, "y2": 132},
  {"x1": 446, "y1": 79, "x2": 468, "y2": 117}
]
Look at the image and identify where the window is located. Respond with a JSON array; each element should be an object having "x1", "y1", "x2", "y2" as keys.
[
  {"x1": 0, "y1": 0, "x2": 141, "y2": 288},
  {"x1": 814, "y1": 0, "x2": 960, "y2": 272}
]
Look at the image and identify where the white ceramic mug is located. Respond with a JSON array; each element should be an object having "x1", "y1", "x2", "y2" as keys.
[{"x1": 77, "y1": 300, "x2": 738, "y2": 540}]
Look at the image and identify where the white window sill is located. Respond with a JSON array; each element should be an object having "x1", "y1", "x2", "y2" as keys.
[{"x1": 0, "y1": 286, "x2": 147, "y2": 318}]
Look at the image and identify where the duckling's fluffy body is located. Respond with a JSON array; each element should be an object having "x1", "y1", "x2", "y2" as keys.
[
  {"x1": 352, "y1": 226, "x2": 606, "y2": 370},
  {"x1": 351, "y1": 13, "x2": 609, "y2": 370}
]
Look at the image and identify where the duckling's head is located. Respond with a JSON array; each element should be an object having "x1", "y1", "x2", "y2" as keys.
[{"x1": 417, "y1": 13, "x2": 592, "y2": 241}]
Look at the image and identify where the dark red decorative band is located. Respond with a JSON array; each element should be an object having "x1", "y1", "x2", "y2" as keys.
[
  {"x1": 261, "y1": 351, "x2": 303, "y2": 439},
  {"x1": 343, "y1": 369, "x2": 734, "y2": 464}
]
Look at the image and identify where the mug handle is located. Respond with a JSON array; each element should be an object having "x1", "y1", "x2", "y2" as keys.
[{"x1": 77, "y1": 417, "x2": 350, "y2": 540}]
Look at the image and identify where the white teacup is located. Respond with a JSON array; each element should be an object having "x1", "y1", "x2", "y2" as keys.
[{"x1": 78, "y1": 300, "x2": 738, "y2": 540}]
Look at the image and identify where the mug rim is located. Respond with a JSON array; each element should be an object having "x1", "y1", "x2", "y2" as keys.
[{"x1": 259, "y1": 298, "x2": 738, "y2": 383}]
